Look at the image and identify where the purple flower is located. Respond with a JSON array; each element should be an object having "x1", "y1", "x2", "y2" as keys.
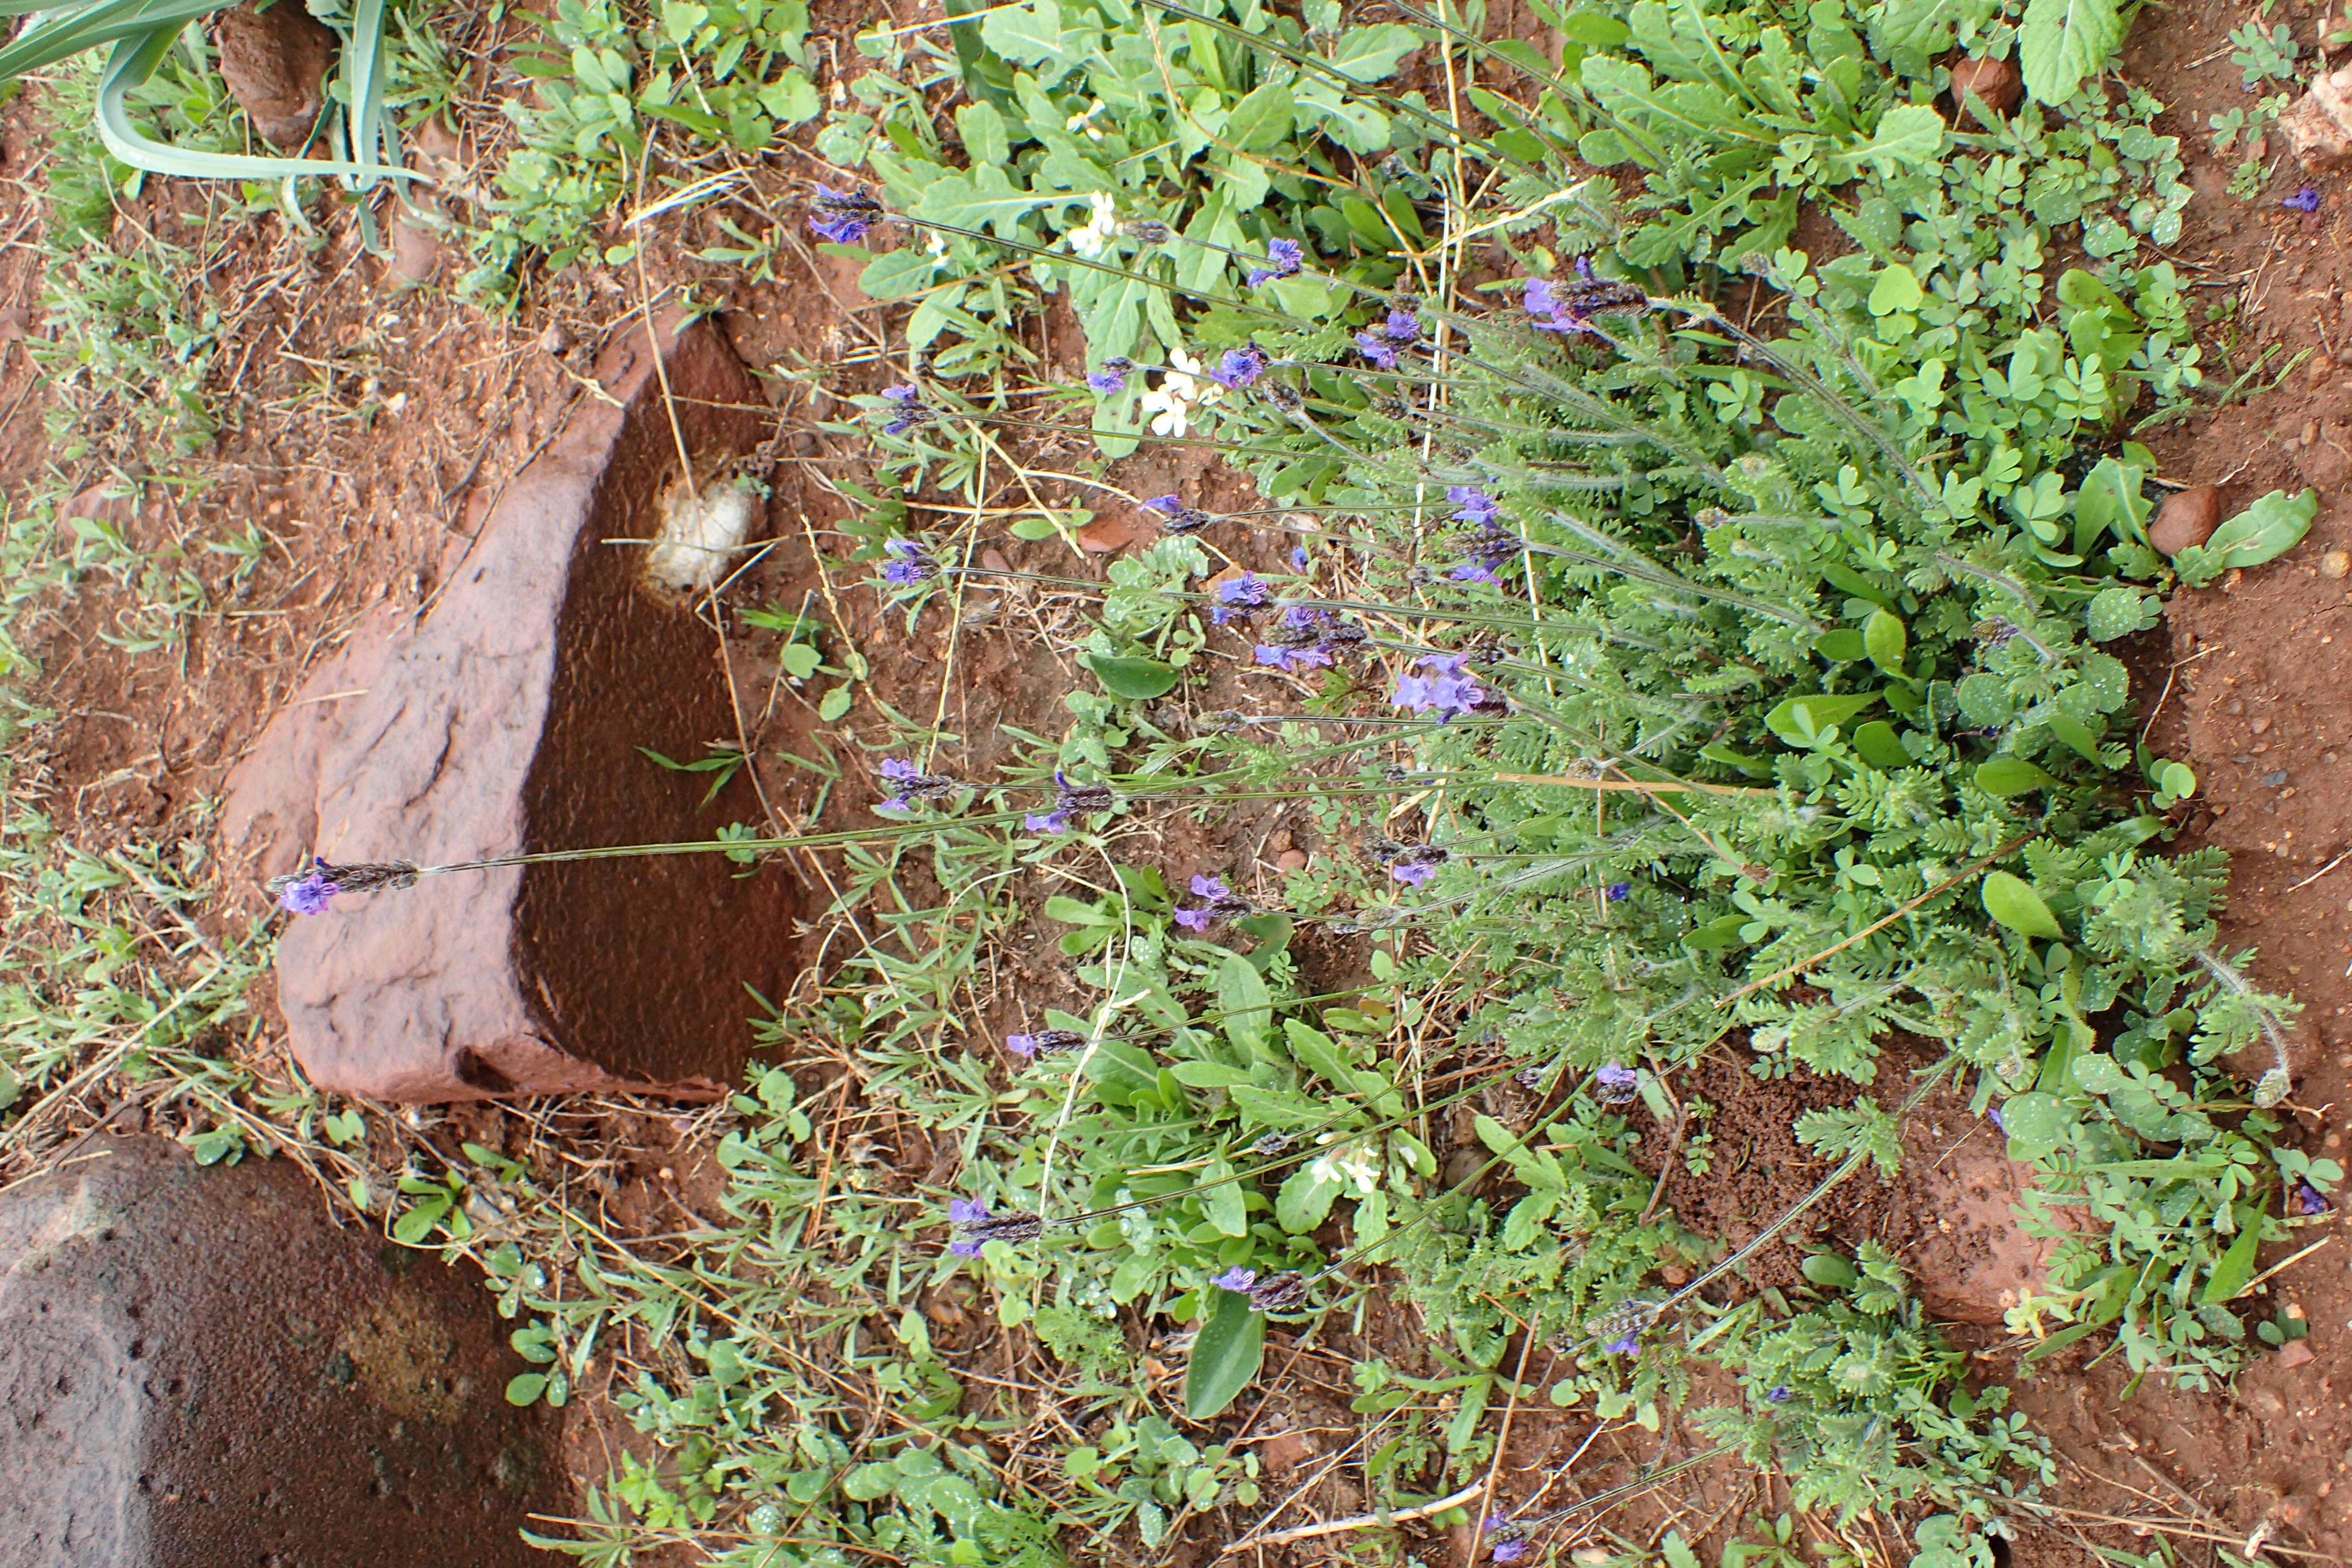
[
  {"x1": 1382, "y1": 308, "x2": 1420, "y2": 342},
  {"x1": 881, "y1": 538, "x2": 939, "y2": 586},
  {"x1": 1594, "y1": 1063, "x2": 1640, "y2": 1105},
  {"x1": 2295, "y1": 1181, "x2": 2332, "y2": 1216},
  {"x1": 878, "y1": 384, "x2": 928, "y2": 437},
  {"x1": 1767, "y1": 1385, "x2": 1792, "y2": 1403},
  {"x1": 1988, "y1": 1106, "x2": 2007, "y2": 1134},
  {"x1": 1173, "y1": 873, "x2": 1255, "y2": 932},
  {"x1": 1087, "y1": 355, "x2": 1133, "y2": 394},
  {"x1": 1389, "y1": 653, "x2": 1485, "y2": 722},
  {"x1": 1291, "y1": 546, "x2": 1310, "y2": 573},
  {"x1": 1007, "y1": 1028, "x2": 1087, "y2": 1059},
  {"x1": 946, "y1": 1198, "x2": 1044, "y2": 1257},
  {"x1": 1604, "y1": 1333, "x2": 1640, "y2": 1356},
  {"x1": 1139, "y1": 494, "x2": 1213, "y2": 532},
  {"x1": 1210, "y1": 1265, "x2": 1258, "y2": 1292},
  {"x1": 810, "y1": 186, "x2": 884, "y2": 244},
  {"x1": 2286, "y1": 185, "x2": 2322, "y2": 214},
  {"x1": 1141, "y1": 495, "x2": 1182, "y2": 515},
  {"x1": 1023, "y1": 810, "x2": 1070, "y2": 834},
  {"x1": 1392, "y1": 860, "x2": 1436, "y2": 887},
  {"x1": 877, "y1": 756, "x2": 960, "y2": 812},
  {"x1": 1523, "y1": 264, "x2": 1648, "y2": 336},
  {"x1": 1606, "y1": 882, "x2": 1631, "y2": 901},
  {"x1": 1448, "y1": 486, "x2": 1500, "y2": 525},
  {"x1": 1225, "y1": 1268, "x2": 1308, "y2": 1312},
  {"x1": 1450, "y1": 561, "x2": 1499, "y2": 585},
  {"x1": 1355, "y1": 331, "x2": 1400, "y2": 371},
  {"x1": 1211, "y1": 573, "x2": 1269, "y2": 626},
  {"x1": 1209, "y1": 345, "x2": 1267, "y2": 389},
  {"x1": 1451, "y1": 516, "x2": 1520, "y2": 586},
  {"x1": 1485, "y1": 1517, "x2": 1528, "y2": 1563},
  {"x1": 1256, "y1": 643, "x2": 1335, "y2": 673},
  {"x1": 1246, "y1": 237, "x2": 1304, "y2": 287},
  {"x1": 275, "y1": 866, "x2": 335, "y2": 916}
]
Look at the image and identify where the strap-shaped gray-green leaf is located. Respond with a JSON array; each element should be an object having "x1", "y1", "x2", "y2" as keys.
[{"x1": 1182, "y1": 1284, "x2": 1265, "y2": 1419}]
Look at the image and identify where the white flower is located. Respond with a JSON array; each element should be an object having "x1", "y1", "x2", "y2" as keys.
[
  {"x1": 1309, "y1": 1142, "x2": 1381, "y2": 1197},
  {"x1": 1138, "y1": 345, "x2": 1225, "y2": 438},
  {"x1": 1066, "y1": 100, "x2": 1108, "y2": 141},
  {"x1": 1065, "y1": 191, "x2": 1119, "y2": 258}
]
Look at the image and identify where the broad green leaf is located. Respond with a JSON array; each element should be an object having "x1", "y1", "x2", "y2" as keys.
[
  {"x1": 978, "y1": 0, "x2": 1072, "y2": 69},
  {"x1": 2174, "y1": 488, "x2": 2319, "y2": 587},
  {"x1": 2198, "y1": 1210, "x2": 2263, "y2": 1306},
  {"x1": 2045, "y1": 712, "x2": 2108, "y2": 766},
  {"x1": 1801, "y1": 1253, "x2": 1858, "y2": 1289},
  {"x1": 1836, "y1": 104, "x2": 1946, "y2": 179},
  {"x1": 1323, "y1": 22, "x2": 1419, "y2": 81},
  {"x1": 1184, "y1": 1284, "x2": 1266, "y2": 1418},
  {"x1": 1813, "y1": 627, "x2": 1866, "y2": 662},
  {"x1": 1085, "y1": 653, "x2": 1179, "y2": 699},
  {"x1": 955, "y1": 101, "x2": 1010, "y2": 167},
  {"x1": 1850, "y1": 721, "x2": 1913, "y2": 772},
  {"x1": 816, "y1": 686, "x2": 853, "y2": 722},
  {"x1": 1203, "y1": 1161, "x2": 1250, "y2": 1236},
  {"x1": 1222, "y1": 80, "x2": 1295, "y2": 153},
  {"x1": 1276, "y1": 1162, "x2": 1343, "y2": 1231},
  {"x1": 1080, "y1": 1038, "x2": 1164, "y2": 1104},
  {"x1": 1217, "y1": 954, "x2": 1274, "y2": 1056},
  {"x1": 1866, "y1": 264, "x2": 1924, "y2": 316},
  {"x1": 1042, "y1": 895, "x2": 1115, "y2": 925},
  {"x1": 1168, "y1": 1060, "x2": 1257, "y2": 1089},
  {"x1": 1974, "y1": 756, "x2": 2059, "y2": 797},
  {"x1": 504, "y1": 1373, "x2": 549, "y2": 1405},
  {"x1": 1997, "y1": 1091, "x2": 2070, "y2": 1156},
  {"x1": 1764, "y1": 691, "x2": 1880, "y2": 748},
  {"x1": 1863, "y1": 608, "x2": 1906, "y2": 675},
  {"x1": 2019, "y1": 0, "x2": 2125, "y2": 103},
  {"x1": 2085, "y1": 586, "x2": 2160, "y2": 642},
  {"x1": 1982, "y1": 871, "x2": 2065, "y2": 940}
]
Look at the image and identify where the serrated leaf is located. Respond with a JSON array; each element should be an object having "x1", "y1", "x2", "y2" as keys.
[
  {"x1": 2019, "y1": 0, "x2": 2125, "y2": 104},
  {"x1": 1184, "y1": 1285, "x2": 1266, "y2": 1418},
  {"x1": 1836, "y1": 104, "x2": 1947, "y2": 179},
  {"x1": 1982, "y1": 871, "x2": 2066, "y2": 940}
]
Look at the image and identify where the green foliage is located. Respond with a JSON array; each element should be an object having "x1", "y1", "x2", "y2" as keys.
[
  {"x1": 1697, "y1": 1244, "x2": 2050, "y2": 1524},
  {"x1": 2019, "y1": 0, "x2": 2125, "y2": 105},
  {"x1": 821, "y1": 0, "x2": 1428, "y2": 407}
]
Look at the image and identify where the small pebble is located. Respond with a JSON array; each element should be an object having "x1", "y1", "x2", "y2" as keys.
[
  {"x1": 1275, "y1": 849, "x2": 1308, "y2": 872},
  {"x1": 2307, "y1": 420, "x2": 2322, "y2": 446},
  {"x1": 2324, "y1": 550, "x2": 2350, "y2": 578},
  {"x1": 2150, "y1": 485, "x2": 2222, "y2": 556},
  {"x1": 2252, "y1": 717, "x2": 2273, "y2": 734}
]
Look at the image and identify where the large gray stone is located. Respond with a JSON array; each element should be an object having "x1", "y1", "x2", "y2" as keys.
[
  {"x1": 225, "y1": 313, "x2": 798, "y2": 1101},
  {"x1": 0, "y1": 1135, "x2": 563, "y2": 1566}
]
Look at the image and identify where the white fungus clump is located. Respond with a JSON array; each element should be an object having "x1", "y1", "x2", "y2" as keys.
[{"x1": 644, "y1": 477, "x2": 756, "y2": 598}]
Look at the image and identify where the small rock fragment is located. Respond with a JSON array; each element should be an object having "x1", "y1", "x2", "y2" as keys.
[
  {"x1": 1275, "y1": 849, "x2": 1308, "y2": 872},
  {"x1": 2281, "y1": 64, "x2": 2352, "y2": 172},
  {"x1": 2323, "y1": 549, "x2": 2351, "y2": 578},
  {"x1": 213, "y1": 0, "x2": 338, "y2": 149},
  {"x1": 2279, "y1": 1339, "x2": 2316, "y2": 1370},
  {"x1": 2305, "y1": 420, "x2": 2321, "y2": 447},
  {"x1": 2149, "y1": 485, "x2": 2222, "y2": 556},
  {"x1": 1947, "y1": 56, "x2": 2020, "y2": 125}
]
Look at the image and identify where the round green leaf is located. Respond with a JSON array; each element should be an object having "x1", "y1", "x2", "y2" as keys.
[
  {"x1": 1974, "y1": 756, "x2": 2059, "y2": 797},
  {"x1": 1085, "y1": 653, "x2": 1179, "y2": 700},
  {"x1": 1982, "y1": 871, "x2": 2065, "y2": 940},
  {"x1": 1996, "y1": 1090, "x2": 2069, "y2": 1156},
  {"x1": 504, "y1": 1373, "x2": 548, "y2": 1406},
  {"x1": 1183, "y1": 1285, "x2": 1267, "y2": 1419}
]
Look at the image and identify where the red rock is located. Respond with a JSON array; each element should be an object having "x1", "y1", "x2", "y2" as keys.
[
  {"x1": 1904, "y1": 1120, "x2": 2067, "y2": 1327},
  {"x1": 223, "y1": 311, "x2": 797, "y2": 1101},
  {"x1": 211, "y1": 0, "x2": 338, "y2": 150},
  {"x1": 1948, "y1": 57, "x2": 2020, "y2": 127},
  {"x1": 2149, "y1": 485, "x2": 2222, "y2": 557},
  {"x1": 2281, "y1": 65, "x2": 2352, "y2": 172},
  {"x1": 2278, "y1": 1338, "x2": 2316, "y2": 1369},
  {"x1": 0, "y1": 1135, "x2": 563, "y2": 1565}
]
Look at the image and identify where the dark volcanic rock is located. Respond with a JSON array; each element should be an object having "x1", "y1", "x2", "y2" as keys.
[
  {"x1": 212, "y1": 0, "x2": 338, "y2": 150},
  {"x1": 224, "y1": 312, "x2": 796, "y2": 1100},
  {"x1": 0, "y1": 1136, "x2": 563, "y2": 1565}
]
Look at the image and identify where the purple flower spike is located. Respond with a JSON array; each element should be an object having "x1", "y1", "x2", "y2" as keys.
[
  {"x1": 1191, "y1": 875, "x2": 1227, "y2": 900},
  {"x1": 1383, "y1": 308, "x2": 1421, "y2": 342},
  {"x1": 1211, "y1": 573, "x2": 1269, "y2": 627},
  {"x1": 878, "y1": 383, "x2": 929, "y2": 437},
  {"x1": 1484, "y1": 1517, "x2": 1529, "y2": 1564},
  {"x1": 1523, "y1": 267, "x2": 1649, "y2": 335},
  {"x1": 882, "y1": 537, "x2": 940, "y2": 586},
  {"x1": 276, "y1": 865, "x2": 336, "y2": 916},
  {"x1": 1256, "y1": 643, "x2": 1334, "y2": 673},
  {"x1": 2286, "y1": 185, "x2": 2322, "y2": 214},
  {"x1": 1087, "y1": 355, "x2": 1134, "y2": 394},
  {"x1": 1606, "y1": 882, "x2": 1631, "y2": 901},
  {"x1": 1246, "y1": 237, "x2": 1304, "y2": 287},
  {"x1": 810, "y1": 186, "x2": 885, "y2": 244},
  {"x1": 1007, "y1": 1028, "x2": 1086, "y2": 1060},
  {"x1": 1389, "y1": 653, "x2": 1486, "y2": 723},
  {"x1": 1355, "y1": 331, "x2": 1400, "y2": 371},
  {"x1": 1594, "y1": 1062, "x2": 1640, "y2": 1105},
  {"x1": 1448, "y1": 486, "x2": 1500, "y2": 525},
  {"x1": 1209, "y1": 345, "x2": 1267, "y2": 389},
  {"x1": 1140, "y1": 495, "x2": 1182, "y2": 515},
  {"x1": 1210, "y1": 1265, "x2": 1258, "y2": 1292},
  {"x1": 946, "y1": 1198, "x2": 1044, "y2": 1257},
  {"x1": 2295, "y1": 1181, "x2": 2332, "y2": 1216}
]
